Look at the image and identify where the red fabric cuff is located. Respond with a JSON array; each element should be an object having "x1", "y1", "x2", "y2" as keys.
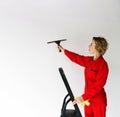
[{"x1": 81, "y1": 93, "x2": 91, "y2": 101}]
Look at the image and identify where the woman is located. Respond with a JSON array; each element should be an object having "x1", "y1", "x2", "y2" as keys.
[{"x1": 58, "y1": 37, "x2": 109, "y2": 117}]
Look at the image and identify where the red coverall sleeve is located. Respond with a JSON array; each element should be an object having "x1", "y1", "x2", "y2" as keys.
[
  {"x1": 64, "y1": 49, "x2": 90, "y2": 67},
  {"x1": 82, "y1": 62, "x2": 109, "y2": 100}
]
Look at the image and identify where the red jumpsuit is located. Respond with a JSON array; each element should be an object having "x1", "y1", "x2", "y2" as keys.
[{"x1": 64, "y1": 49, "x2": 109, "y2": 117}]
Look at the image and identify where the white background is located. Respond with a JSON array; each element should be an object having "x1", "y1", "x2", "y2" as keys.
[{"x1": 0, "y1": 0, "x2": 120, "y2": 117}]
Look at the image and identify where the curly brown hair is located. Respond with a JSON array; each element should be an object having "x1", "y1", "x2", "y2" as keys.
[{"x1": 93, "y1": 37, "x2": 108, "y2": 55}]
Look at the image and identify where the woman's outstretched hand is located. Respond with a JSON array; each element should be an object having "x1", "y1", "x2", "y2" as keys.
[
  {"x1": 73, "y1": 96, "x2": 84, "y2": 105},
  {"x1": 57, "y1": 45, "x2": 64, "y2": 52},
  {"x1": 73, "y1": 96, "x2": 90, "y2": 107}
]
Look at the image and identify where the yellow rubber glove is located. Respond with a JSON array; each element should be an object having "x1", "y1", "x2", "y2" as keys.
[
  {"x1": 81, "y1": 100, "x2": 90, "y2": 107},
  {"x1": 74, "y1": 97, "x2": 90, "y2": 107}
]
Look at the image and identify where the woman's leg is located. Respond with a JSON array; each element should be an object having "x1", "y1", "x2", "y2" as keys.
[
  {"x1": 84, "y1": 105, "x2": 94, "y2": 117},
  {"x1": 92, "y1": 101, "x2": 107, "y2": 117}
]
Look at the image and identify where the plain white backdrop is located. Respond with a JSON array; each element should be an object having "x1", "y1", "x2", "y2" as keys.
[{"x1": 0, "y1": 0, "x2": 120, "y2": 117}]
